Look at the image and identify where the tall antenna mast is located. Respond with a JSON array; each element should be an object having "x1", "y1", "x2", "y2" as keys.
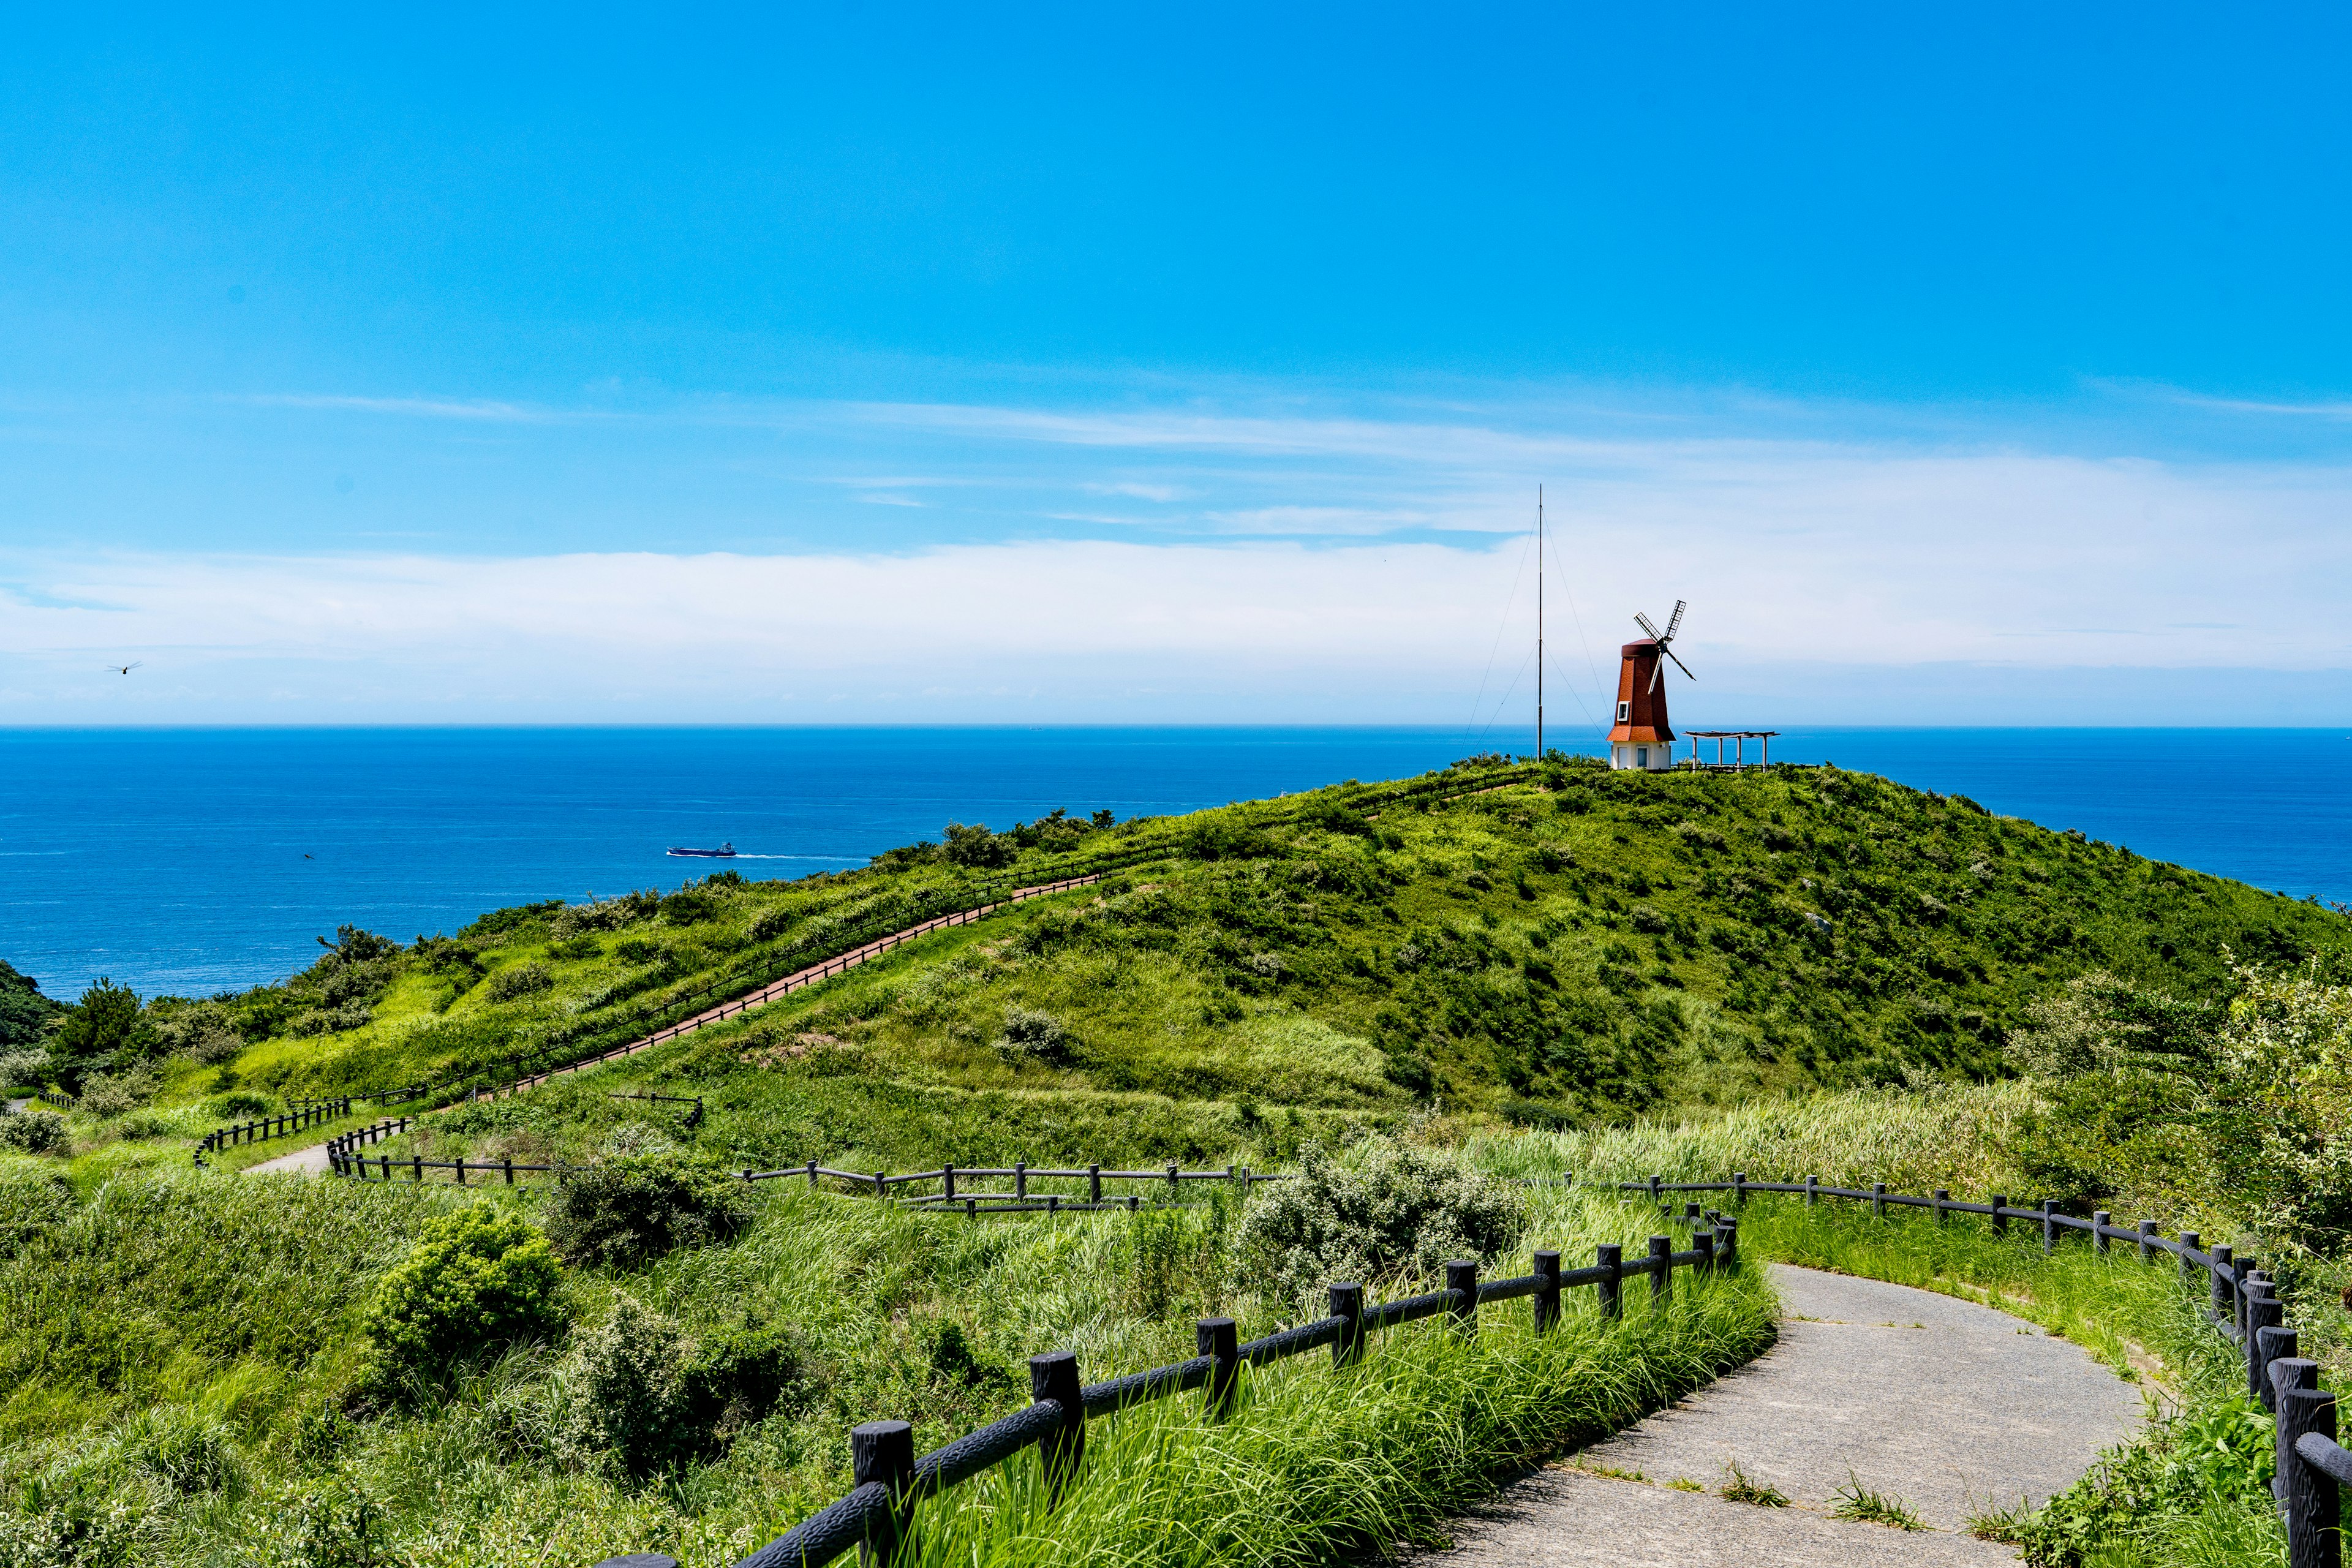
[{"x1": 1536, "y1": 486, "x2": 1545, "y2": 760}]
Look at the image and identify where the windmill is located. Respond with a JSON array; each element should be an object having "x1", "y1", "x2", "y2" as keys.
[{"x1": 1607, "y1": 600, "x2": 1693, "y2": 771}]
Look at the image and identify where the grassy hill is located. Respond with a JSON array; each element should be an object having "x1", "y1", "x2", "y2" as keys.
[{"x1": 16, "y1": 755, "x2": 2345, "y2": 1182}]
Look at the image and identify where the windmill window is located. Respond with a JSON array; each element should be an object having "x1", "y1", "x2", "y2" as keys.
[{"x1": 1616, "y1": 701, "x2": 1630, "y2": 722}]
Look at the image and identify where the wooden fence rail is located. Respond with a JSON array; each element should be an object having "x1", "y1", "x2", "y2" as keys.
[
  {"x1": 1623, "y1": 1172, "x2": 2347, "y2": 1568},
  {"x1": 669, "y1": 1214, "x2": 1738, "y2": 1568}
]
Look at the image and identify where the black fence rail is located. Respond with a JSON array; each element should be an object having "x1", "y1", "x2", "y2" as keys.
[
  {"x1": 647, "y1": 1215, "x2": 1741, "y2": 1568},
  {"x1": 198, "y1": 1096, "x2": 353, "y2": 1156},
  {"x1": 31, "y1": 1091, "x2": 73, "y2": 1114},
  {"x1": 1635, "y1": 1172, "x2": 2352, "y2": 1568}
]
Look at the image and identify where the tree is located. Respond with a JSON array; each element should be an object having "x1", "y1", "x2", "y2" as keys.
[
  {"x1": 50, "y1": 977, "x2": 156, "y2": 1088},
  {"x1": 0, "y1": 962, "x2": 61, "y2": 1054},
  {"x1": 943, "y1": 821, "x2": 1014, "y2": 869}
]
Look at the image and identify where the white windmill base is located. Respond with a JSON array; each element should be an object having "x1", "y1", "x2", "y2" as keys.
[{"x1": 1608, "y1": 742, "x2": 1673, "y2": 772}]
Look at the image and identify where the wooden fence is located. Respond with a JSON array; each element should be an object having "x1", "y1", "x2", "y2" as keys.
[
  {"x1": 1626, "y1": 1172, "x2": 2350, "y2": 1568},
  {"x1": 199, "y1": 763, "x2": 1549, "y2": 1170},
  {"x1": 638, "y1": 1212, "x2": 1742, "y2": 1568},
  {"x1": 198, "y1": 1096, "x2": 353, "y2": 1156}
]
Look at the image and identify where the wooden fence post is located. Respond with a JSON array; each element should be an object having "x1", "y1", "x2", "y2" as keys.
[
  {"x1": 1088, "y1": 1163, "x2": 1102, "y2": 1204},
  {"x1": 807, "y1": 1159, "x2": 819, "y2": 1189},
  {"x1": 2247, "y1": 1287, "x2": 2284, "y2": 1401},
  {"x1": 1447, "y1": 1261, "x2": 1478, "y2": 1333},
  {"x1": 410, "y1": 1155, "x2": 422, "y2": 1183},
  {"x1": 1732, "y1": 1172, "x2": 1747, "y2": 1207},
  {"x1": 1991, "y1": 1193, "x2": 2008, "y2": 1234},
  {"x1": 1029, "y1": 1351, "x2": 1085, "y2": 1502},
  {"x1": 1719, "y1": 1218, "x2": 1739, "y2": 1269},
  {"x1": 1532, "y1": 1250, "x2": 1561, "y2": 1332},
  {"x1": 1932, "y1": 1188, "x2": 1949, "y2": 1225},
  {"x1": 873, "y1": 1170, "x2": 886, "y2": 1200},
  {"x1": 1872, "y1": 1182, "x2": 1887, "y2": 1219},
  {"x1": 1649, "y1": 1235, "x2": 1672, "y2": 1306},
  {"x1": 1167, "y1": 1163, "x2": 1180, "y2": 1198},
  {"x1": 2138, "y1": 1219, "x2": 2158, "y2": 1262},
  {"x1": 1694, "y1": 1229, "x2": 1716, "y2": 1276},
  {"x1": 2092, "y1": 1211, "x2": 2111, "y2": 1254},
  {"x1": 851, "y1": 1419, "x2": 915, "y2": 1566},
  {"x1": 2280, "y1": 1385, "x2": 2339, "y2": 1568},
  {"x1": 1805, "y1": 1174, "x2": 1819, "y2": 1208},
  {"x1": 942, "y1": 1164, "x2": 956, "y2": 1201},
  {"x1": 1648, "y1": 1174, "x2": 1662, "y2": 1204},
  {"x1": 2258, "y1": 1326, "x2": 2301, "y2": 1413},
  {"x1": 2041, "y1": 1199, "x2": 2057, "y2": 1255},
  {"x1": 1015, "y1": 1161, "x2": 1027, "y2": 1200},
  {"x1": 1198, "y1": 1317, "x2": 1238, "y2": 1420},
  {"x1": 1597, "y1": 1243, "x2": 1623, "y2": 1319},
  {"x1": 1331, "y1": 1283, "x2": 1365, "y2": 1366}
]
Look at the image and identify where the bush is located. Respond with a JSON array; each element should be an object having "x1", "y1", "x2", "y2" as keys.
[
  {"x1": 208, "y1": 1091, "x2": 272, "y2": 1119},
  {"x1": 0, "y1": 1110, "x2": 68, "y2": 1156},
  {"x1": 943, "y1": 821, "x2": 1015, "y2": 869},
  {"x1": 0, "y1": 1046, "x2": 48, "y2": 1088},
  {"x1": 77, "y1": 1066, "x2": 159, "y2": 1117},
  {"x1": 1234, "y1": 1137, "x2": 1524, "y2": 1308},
  {"x1": 747, "y1": 905, "x2": 796, "y2": 943},
  {"x1": 363, "y1": 1207, "x2": 564, "y2": 1379},
  {"x1": 483, "y1": 962, "x2": 554, "y2": 1002},
  {"x1": 567, "y1": 1297, "x2": 812, "y2": 1478},
  {"x1": 543, "y1": 1152, "x2": 753, "y2": 1270},
  {"x1": 993, "y1": 1006, "x2": 1076, "y2": 1066}
]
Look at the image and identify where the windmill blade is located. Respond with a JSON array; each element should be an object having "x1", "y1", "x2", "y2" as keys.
[
  {"x1": 1662, "y1": 643, "x2": 1696, "y2": 682},
  {"x1": 1664, "y1": 600, "x2": 1687, "y2": 641},
  {"x1": 1649, "y1": 657, "x2": 1664, "y2": 694},
  {"x1": 1634, "y1": 611, "x2": 1662, "y2": 640}
]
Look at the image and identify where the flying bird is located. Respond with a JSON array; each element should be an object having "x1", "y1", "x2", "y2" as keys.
[{"x1": 106, "y1": 662, "x2": 141, "y2": 675}]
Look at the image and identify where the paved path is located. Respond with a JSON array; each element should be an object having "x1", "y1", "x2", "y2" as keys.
[
  {"x1": 1425, "y1": 1265, "x2": 2143, "y2": 1566},
  {"x1": 237, "y1": 873, "x2": 1101, "y2": 1175}
]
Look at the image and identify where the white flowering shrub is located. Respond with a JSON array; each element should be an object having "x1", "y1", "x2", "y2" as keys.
[{"x1": 1234, "y1": 1137, "x2": 1523, "y2": 1310}]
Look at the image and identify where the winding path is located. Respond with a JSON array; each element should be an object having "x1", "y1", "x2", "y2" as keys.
[
  {"x1": 1427, "y1": 1265, "x2": 2143, "y2": 1566},
  {"x1": 246, "y1": 873, "x2": 1101, "y2": 1175}
]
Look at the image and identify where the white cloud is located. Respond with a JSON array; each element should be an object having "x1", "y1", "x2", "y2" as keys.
[{"x1": 9, "y1": 382, "x2": 2352, "y2": 723}]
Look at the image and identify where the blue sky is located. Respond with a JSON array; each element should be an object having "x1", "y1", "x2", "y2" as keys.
[{"x1": 7, "y1": 5, "x2": 2352, "y2": 726}]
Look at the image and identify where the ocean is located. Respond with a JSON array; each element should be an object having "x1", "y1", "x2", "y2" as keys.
[{"x1": 2, "y1": 726, "x2": 2346, "y2": 1000}]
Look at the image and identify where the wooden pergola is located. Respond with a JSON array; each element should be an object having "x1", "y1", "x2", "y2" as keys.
[{"x1": 1682, "y1": 730, "x2": 1779, "y2": 770}]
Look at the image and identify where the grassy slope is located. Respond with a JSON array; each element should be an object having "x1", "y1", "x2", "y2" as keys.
[
  {"x1": 0, "y1": 1165, "x2": 1767, "y2": 1568},
  {"x1": 38, "y1": 757, "x2": 2348, "y2": 1186}
]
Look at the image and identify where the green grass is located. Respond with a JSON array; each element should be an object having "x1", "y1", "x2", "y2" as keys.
[
  {"x1": 25, "y1": 755, "x2": 2348, "y2": 1199},
  {"x1": 0, "y1": 1157, "x2": 1771, "y2": 1568}
]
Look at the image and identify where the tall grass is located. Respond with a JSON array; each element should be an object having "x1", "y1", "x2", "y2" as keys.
[
  {"x1": 894, "y1": 1268, "x2": 1770, "y2": 1568},
  {"x1": 1466, "y1": 1080, "x2": 2038, "y2": 1198}
]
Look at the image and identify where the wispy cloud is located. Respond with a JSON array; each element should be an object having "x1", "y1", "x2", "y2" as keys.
[{"x1": 230, "y1": 393, "x2": 557, "y2": 423}]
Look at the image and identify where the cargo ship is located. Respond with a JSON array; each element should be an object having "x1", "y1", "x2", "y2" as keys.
[{"x1": 666, "y1": 842, "x2": 737, "y2": 858}]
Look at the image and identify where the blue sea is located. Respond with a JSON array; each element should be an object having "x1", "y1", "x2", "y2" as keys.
[{"x1": 2, "y1": 726, "x2": 2348, "y2": 1000}]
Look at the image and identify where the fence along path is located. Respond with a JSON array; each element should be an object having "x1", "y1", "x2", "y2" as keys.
[{"x1": 246, "y1": 873, "x2": 1101, "y2": 1176}]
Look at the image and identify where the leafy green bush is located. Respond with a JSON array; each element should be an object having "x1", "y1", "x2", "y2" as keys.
[
  {"x1": 78, "y1": 1065, "x2": 158, "y2": 1117},
  {"x1": 1234, "y1": 1137, "x2": 1523, "y2": 1306},
  {"x1": 943, "y1": 821, "x2": 1014, "y2": 868},
  {"x1": 2010, "y1": 1396, "x2": 2276, "y2": 1566},
  {"x1": 50, "y1": 976, "x2": 156, "y2": 1087},
  {"x1": 543, "y1": 1152, "x2": 753, "y2": 1270},
  {"x1": 993, "y1": 1006, "x2": 1076, "y2": 1066},
  {"x1": 566, "y1": 1296, "x2": 813, "y2": 1478},
  {"x1": 362, "y1": 1206, "x2": 564, "y2": 1379},
  {"x1": 483, "y1": 961, "x2": 554, "y2": 1002},
  {"x1": 0, "y1": 1109, "x2": 68, "y2": 1156}
]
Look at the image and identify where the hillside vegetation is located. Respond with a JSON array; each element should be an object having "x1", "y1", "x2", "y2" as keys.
[{"x1": 9, "y1": 756, "x2": 2345, "y2": 1183}]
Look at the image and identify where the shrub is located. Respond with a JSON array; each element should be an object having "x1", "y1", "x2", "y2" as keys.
[
  {"x1": 50, "y1": 976, "x2": 156, "y2": 1086},
  {"x1": 543, "y1": 1152, "x2": 753, "y2": 1270},
  {"x1": 186, "y1": 1025, "x2": 243, "y2": 1065},
  {"x1": 1234, "y1": 1137, "x2": 1524, "y2": 1308},
  {"x1": 943, "y1": 821, "x2": 1015, "y2": 869},
  {"x1": 0, "y1": 1046, "x2": 48, "y2": 1088},
  {"x1": 363, "y1": 1207, "x2": 564, "y2": 1379},
  {"x1": 483, "y1": 962, "x2": 554, "y2": 1002},
  {"x1": 0, "y1": 1110, "x2": 68, "y2": 1156},
  {"x1": 747, "y1": 905, "x2": 796, "y2": 943},
  {"x1": 208, "y1": 1091, "x2": 272, "y2": 1119},
  {"x1": 992, "y1": 1006, "x2": 1076, "y2": 1066},
  {"x1": 77, "y1": 1066, "x2": 157, "y2": 1117},
  {"x1": 567, "y1": 1297, "x2": 811, "y2": 1477}
]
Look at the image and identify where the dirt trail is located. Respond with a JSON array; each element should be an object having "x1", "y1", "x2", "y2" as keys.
[{"x1": 243, "y1": 873, "x2": 1101, "y2": 1175}]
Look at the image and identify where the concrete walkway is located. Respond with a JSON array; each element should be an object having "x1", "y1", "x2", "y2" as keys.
[{"x1": 1425, "y1": 1265, "x2": 2143, "y2": 1566}]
